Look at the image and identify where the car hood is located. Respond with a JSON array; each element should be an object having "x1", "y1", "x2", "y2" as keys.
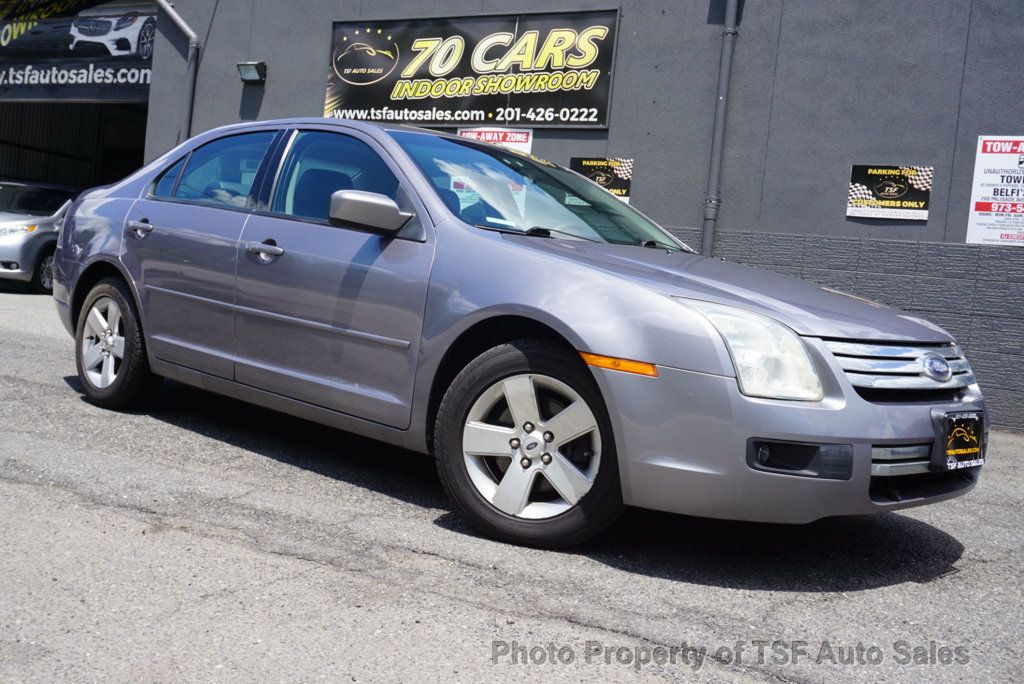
[
  {"x1": 0, "y1": 211, "x2": 38, "y2": 225},
  {"x1": 512, "y1": 237, "x2": 952, "y2": 342}
]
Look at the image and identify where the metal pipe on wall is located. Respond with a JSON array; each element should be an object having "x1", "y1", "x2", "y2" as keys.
[
  {"x1": 154, "y1": 0, "x2": 201, "y2": 142},
  {"x1": 700, "y1": 0, "x2": 740, "y2": 256}
]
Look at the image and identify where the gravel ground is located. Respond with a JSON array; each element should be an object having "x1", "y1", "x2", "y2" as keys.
[{"x1": 0, "y1": 286, "x2": 1021, "y2": 682}]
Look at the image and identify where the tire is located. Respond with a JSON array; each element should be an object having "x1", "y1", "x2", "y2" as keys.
[
  {"x1": 31, "y1": 245, "x2": 55, "y2": 294},
  {"x1": 136, "y1": 19, "x2": 155, "y2": 60},
  {"x1": 75, "y1": 277, "x2": 161, "y2": 409},
  {"x1": 434, "y1": 339, "x2": 623, "y2": 548}
]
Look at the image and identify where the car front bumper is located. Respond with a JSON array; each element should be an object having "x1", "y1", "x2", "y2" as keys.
[
  {"x1": 593, "y1": 354, "x2": 986, "y2": 524},
  {"x1": 70, "y1": 29, "x2": 136, "y2": 56},
  {"x1": 0, "y1": 230, "x2": 55, "y2": 283}
]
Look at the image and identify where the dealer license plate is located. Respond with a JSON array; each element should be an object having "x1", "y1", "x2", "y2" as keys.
[{"x1": 943, "y1": 412, "x2": 984, "y2": 470}]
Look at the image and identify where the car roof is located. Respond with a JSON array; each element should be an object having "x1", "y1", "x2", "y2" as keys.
[{"x1": 200, "y1": 117, "x2": 468, "y2": 142}]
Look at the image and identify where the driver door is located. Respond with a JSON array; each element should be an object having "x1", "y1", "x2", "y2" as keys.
[{"x1": 233, "y1": 129, "x2": 434, "y2": 428}]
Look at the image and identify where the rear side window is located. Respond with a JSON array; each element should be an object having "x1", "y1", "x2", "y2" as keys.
[
  {"x1": 152, "y1": 156, "x2": 186, "y2": 198},
  {"x1": 271, "y1": 131, "x2": 399, "y2": 222},
  {"x1": 172, "y1": 131, "x2": 275, "y2": 208}
]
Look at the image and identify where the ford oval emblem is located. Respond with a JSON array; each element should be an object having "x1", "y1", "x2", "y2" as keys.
[{"x1": 921, "y1": 352, "x2": 953, "y2": 382}]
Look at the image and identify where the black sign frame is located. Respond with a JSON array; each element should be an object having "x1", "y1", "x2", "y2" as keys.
[{"x1": 323, "y1": 9, "x2": 621, "y2": 129}]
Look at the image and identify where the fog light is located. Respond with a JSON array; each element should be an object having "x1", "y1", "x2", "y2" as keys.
[{"x1": 747, "y1": 439, "x2": 853, "y2": 480}]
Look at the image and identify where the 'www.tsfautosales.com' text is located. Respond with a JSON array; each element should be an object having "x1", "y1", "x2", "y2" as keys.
[{"x1": 491, "y1": 640, "x2": 969, "y2": 672}]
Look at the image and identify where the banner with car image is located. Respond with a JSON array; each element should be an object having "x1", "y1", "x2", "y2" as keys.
[
  {"x1": 323, "y1": 10, "x2": 618, "y2": 128},
  {"x1": 0, "y1": 0, "x2": 155, "y2": 101}
]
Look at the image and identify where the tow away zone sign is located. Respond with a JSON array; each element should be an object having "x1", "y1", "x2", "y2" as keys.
[{"x1": 966, "y1": 136, "x2": 1024, "y2": 246}]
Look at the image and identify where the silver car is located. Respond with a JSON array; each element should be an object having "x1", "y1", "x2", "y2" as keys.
[
  {"x1": 52, "y1": 119, "x2": 987, "y2": 547},
  {"x1": 0, "y1": 181, "x2": 77, "y2": 292}
]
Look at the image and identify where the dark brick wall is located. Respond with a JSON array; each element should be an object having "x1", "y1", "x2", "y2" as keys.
[{"x1": 666, "y1": 227, "x2": 1024, "y2": 430}]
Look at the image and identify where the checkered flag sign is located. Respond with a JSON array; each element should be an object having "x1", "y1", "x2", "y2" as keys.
[
  {"x1": 610, "y1": 158, "x2": 633, "y2": 180},
  {"x1": 907, "y1": 166, "x2": 934, "y2": 192},
  {"x1": 848, "y1": 182, "x2": 873, "y2": 206}
]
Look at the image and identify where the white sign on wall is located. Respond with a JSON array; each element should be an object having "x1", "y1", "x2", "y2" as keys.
[
  {"x1": 456, "y1": 127, "x2": 534, "y2": 154},
  {"x1": 966, "y1": 136, "x2": 1024, "y2": 246}
]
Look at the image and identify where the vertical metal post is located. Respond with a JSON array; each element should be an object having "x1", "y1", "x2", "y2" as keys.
[
  {"x1": 154, "y1": 0, "x2": 201, "y2": 141},
  {"x1": 700, "y1": 0, "x2": 740, "y2": 256}
]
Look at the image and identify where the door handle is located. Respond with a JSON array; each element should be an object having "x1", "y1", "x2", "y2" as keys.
[
  {"x1": 246, "y1": 240, "x2": 285, "y2": 263},
  {"x1": 126, "y1": 219, "x2": 153, "y2": 238}
]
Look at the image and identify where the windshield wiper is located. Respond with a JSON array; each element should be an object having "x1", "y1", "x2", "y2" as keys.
[
  {"x1": 524, "y1": 226, "x2": 600, "y2": 242},
  {"x1": 640, "y1": 239, "x2": 682, "y2": 251}
]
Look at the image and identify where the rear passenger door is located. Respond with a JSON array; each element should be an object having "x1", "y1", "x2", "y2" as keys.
[
  {"x1": 233, "y1": 128, "x2": 434, "y2": 428},
  {"x1": 122, "y1": 130, "x2": 278, "y2": 379}
]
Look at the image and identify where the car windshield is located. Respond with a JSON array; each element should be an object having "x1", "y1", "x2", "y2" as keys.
[
  {"x1": 389, "y1": 131, "x2": 691, "y2": 251},
  {"x1": 0, "y1": 184, "x2": 74, "y2": 217}
]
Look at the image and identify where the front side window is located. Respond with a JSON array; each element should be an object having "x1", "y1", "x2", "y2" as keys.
[
  {"x1": 172, "y1": 131, "x2": 275, "y2": 208},
  {"x1": 271, "y1": 131, "x2": 399, "y2": 222},
  {"x1": 390, "y1": 131, "x2": 686, "y2": 250}
]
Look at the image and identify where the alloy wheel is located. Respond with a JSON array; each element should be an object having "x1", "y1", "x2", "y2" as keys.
[
  {"x1": 462, "y1": 373, "x2": 601, "y2": 519},
  {"x1": 138, "y1": 23, "x2": 155, "y2": 59},
  {"x1": 39, "y1": 254, "x2": 54, "y2": 291},
  {"x1": 80, "y1": 297, "x2": 125, "y2": 389}
]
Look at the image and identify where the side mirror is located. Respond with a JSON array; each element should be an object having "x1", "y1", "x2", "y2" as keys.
[{"x1": 328, "y1": 189, "x2": 414, "y2": 237}]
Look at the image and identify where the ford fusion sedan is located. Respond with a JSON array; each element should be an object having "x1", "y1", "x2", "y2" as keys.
[
  {"x1": 52, "y1": 119, "x2": 986, "y2": 547},
  {"x1": 0, "y1": 181, "x2": 76, "y2": 292}
]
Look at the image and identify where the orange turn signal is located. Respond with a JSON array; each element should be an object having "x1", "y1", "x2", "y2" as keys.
[{"x1": 580, "y1": 352, "x2": 659, "y2": 377}]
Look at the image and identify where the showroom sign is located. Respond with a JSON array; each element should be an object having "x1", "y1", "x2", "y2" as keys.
[
  {"x1": 323, "y1": 10, "x2": 618, "y2": 128},
  {"x1": 846, "y1": 165, "x2": 933, "y2": 221},
  {"x1": 966, "y1": 136, "x2": 1024, "y2": 246},
  {"x1": 0, "y1": 0, "x2": 154, "y2": 101}
]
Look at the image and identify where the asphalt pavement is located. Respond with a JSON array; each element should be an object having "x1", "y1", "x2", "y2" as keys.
[{"x1": 0, "y1": 286, "x2": 1021, "y2": 683}]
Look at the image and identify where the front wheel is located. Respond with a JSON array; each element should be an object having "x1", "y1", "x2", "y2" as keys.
[
  {"x1": 434, "y1": 340, "x2": 623, "y2": 548},
  {"x1": 31, "y1": 246, "x2": 55, "y2": 293},
  {"x1": 75, "y1": 278, "x2": 161, "y2": 409}
]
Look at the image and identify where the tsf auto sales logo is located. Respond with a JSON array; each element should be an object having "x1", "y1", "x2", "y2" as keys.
[{"x1": 333, "y1": 28, "x2": 400, "y2": 86}]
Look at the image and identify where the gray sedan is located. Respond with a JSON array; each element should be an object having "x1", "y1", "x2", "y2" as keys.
[
  {"x1": 51, "y1": 119, "x2": 986, "y2": 547},
  {"x1": 0, "y1": 181, "x2": 76, "y2": 292}
]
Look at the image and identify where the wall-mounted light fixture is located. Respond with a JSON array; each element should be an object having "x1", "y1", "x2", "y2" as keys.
[{"x1": 236, "y1": 61, "x2": 267, "y2": 83}]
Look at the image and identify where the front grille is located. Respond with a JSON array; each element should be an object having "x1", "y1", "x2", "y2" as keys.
[
  {"x1": 73, "y1": 18, "x2": 112, "y2": 35},
  {"x1": 824, "y1": 340, "x2": 975, "y2": 400},
  {"x1": 870, "y1": 444, "x2": 931, "y2": 477}
]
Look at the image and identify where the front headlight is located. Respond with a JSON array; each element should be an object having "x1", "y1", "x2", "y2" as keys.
[
  {"x1": 0, "y1": 223, "x2": 37, "y2": 236},
  {"x1": 684, "y1": 300, "x2": 824, "y2": 401}
]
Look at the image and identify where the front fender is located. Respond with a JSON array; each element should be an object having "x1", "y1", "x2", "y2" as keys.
[{"x1": 407, "y1": 219, "x2": 735, "y2": 448}]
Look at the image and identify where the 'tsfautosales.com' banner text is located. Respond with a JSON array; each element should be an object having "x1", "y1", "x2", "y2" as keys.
[
  {"x1": 0, "y1": 0, "x2": 155, "y2": 101},
  {"x1": 324, "y1": 10, "x2": 618, "y2": 128}
]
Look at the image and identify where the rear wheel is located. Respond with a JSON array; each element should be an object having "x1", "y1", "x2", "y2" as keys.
[
  {"x1": 434, "y1": 340, "x2": 623, "y2": 547},
  {"x1": 31, "y1": 246, "x2": 55, "y2": 293},
  {"x1": 75, "y1": 278, "x2": 161, "y2": 409}
]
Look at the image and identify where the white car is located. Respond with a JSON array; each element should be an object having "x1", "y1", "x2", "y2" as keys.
[{"x1": 70, "y1": 3, "x2": 156, "y2": 59}]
